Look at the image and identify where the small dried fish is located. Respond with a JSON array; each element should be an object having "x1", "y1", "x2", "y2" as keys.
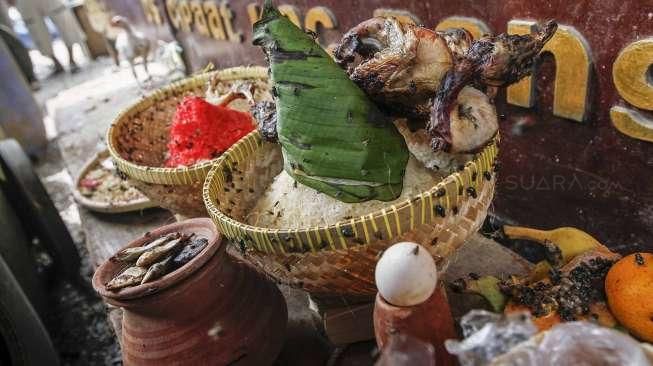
[
  {"x1": 141, "y1": 256, "x2": 173, "y2": 284},
  {"x1": 112, "y1": 232, "x2": 181, "y2": 262},
  {"x1": 172, "y1": 238, "x2": 208, "y2": 268},
  {"x1": 136, "y1": 234, "x2": 190, "y2": 267},
  {"x1": 106, "y1": 266, "x2": 147, "y2": 291}
]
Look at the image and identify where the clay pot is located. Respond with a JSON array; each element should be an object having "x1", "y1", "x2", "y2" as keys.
[
  {"x1": 93, "y1": 218, "x2": 288, "y2": 366},
  {"x1": 374, "y1": 283, "x2": 457, "y2": 366}
]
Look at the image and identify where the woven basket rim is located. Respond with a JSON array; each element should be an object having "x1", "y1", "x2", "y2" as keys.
[
  {"x1": 106, "y1": 66, "x2": 268, "y2": 186},
  {"x1": 203, "y1": 130, "x2": 499, "y2": 254}
]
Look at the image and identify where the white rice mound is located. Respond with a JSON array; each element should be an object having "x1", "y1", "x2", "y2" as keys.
[{"x1": 246, "y1": 155, "x2": 444, "y2": 229}]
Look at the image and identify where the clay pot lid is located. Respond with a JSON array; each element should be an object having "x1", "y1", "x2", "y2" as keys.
[{"x1": 92, "y1": 218, "x2": 220, "y2": 301}]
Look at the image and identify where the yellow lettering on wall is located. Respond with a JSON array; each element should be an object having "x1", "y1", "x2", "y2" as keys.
[
  {"x1": 613, "y1": 38, "x2": 653, "y2": 111},
  {"x1": 204, "y1": 1, "x2": 226, "y2": 40},
  {"x1": 219, "y1": 1, "x2": 243, "y2": 42},
  {"x1": 154, "y1": 3, "x2": 163, "y2": 25},
  {"x1": 506, "y1": 21, "x2": 591, "y2": 122},
  {"x1": 278, "y1": 4, "x2": 302, "y2": 28},
  {"x1": 178, "y1": 0, "x2": 193, "y2": 32},
  {"x1": 435, "y1": 16, "x2": 491, "y2": 40},
  {"x1": 304, "y1": 6, "x2": 337, "y2": 33},
  {"x1": 141, "y1": 0, "x2": 151, "y2": 23},
  {"x1": 141, "y1": 0, "x2": 162, "y2": 25},
  {"x1": 304, "y1": 6, "x2": 338, "y2": 50},
  {"x1": 190, "y1": 0, "x2": 210, "y2": 37},
  {"x1": 141, "y1": 0, "x2": 152, "y2": 22},
  {"x1": 372, "y1": 8, "x2": 421, "y2": 26},
  {"x1": 246, "y1": 3, "x2": 261, "y2": 25},
  {"x1": 610, "y1": 38, "x2": 653, "y2": 143},
  {"x1": 166, "y1": 0, "x2": 181, "y2": 29},
  {"x1": 610, "y1": 107, "x2": 653, "y2": 143}
]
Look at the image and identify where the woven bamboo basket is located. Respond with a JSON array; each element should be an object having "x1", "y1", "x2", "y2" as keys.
[
  {"x1": 106, "y1": 66, "x2": 269, "y2": 217},
  {"x1": 203, "y1": 130, "x2": 498, "y2": 297}
]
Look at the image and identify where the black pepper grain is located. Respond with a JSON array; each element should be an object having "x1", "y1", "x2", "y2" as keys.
[
  {"x1": 341, "y1": 226, "x2": 354, "y2": 237},
  {"x1": 434, "y1": 204, "x2": 446, "y2": 217},
  {"x1": 466, "y1": 187, "x2": 477, "y2": 198}
]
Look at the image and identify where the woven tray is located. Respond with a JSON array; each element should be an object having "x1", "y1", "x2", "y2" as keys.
[
  {"x1": 106, "y1": 66, "x2": 269, "y2": 217},
  {"x1": 203, "y1": 131, "x2": 498, "y2": 296}
]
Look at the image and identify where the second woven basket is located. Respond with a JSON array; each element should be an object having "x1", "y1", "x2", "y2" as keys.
[
  {"x1": 204, "y1": 131, "x2": 498, "y2": 297},
  {"x1": 107, "y1": 66, "x2": 269, "y2": 217}
]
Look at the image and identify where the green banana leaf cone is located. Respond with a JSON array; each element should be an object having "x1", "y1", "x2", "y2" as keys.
[{"x1": 253, "y1": 0, "x2": 409, "y2": 203}]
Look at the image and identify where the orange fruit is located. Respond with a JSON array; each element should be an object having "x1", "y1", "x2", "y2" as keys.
[{"x1": 605, "y1": 252, "x2": 653, "y2": 342}]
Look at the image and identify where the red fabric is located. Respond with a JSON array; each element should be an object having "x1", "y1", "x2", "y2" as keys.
[{"x1": 165, "y1": 96, "x2": 254, "y2": 167}]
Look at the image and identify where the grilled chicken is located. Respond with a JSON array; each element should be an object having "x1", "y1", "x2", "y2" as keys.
[
  {"x1": 438, "y1": 28, "x2": 474, "y2": 63},
  {"x1": 334, "y1": 18, "x2": 557, "y2": 153},
  {"x1": 429, "y1": 20, "x2": 557, "y2": 152},
  {"x1": 334, "y1": 17, "x2": 453, "y2": 119}
]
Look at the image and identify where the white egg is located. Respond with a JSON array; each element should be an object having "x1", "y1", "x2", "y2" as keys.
[{"x1": 375, "y1": 242, "x2": 438, "y2": 307}]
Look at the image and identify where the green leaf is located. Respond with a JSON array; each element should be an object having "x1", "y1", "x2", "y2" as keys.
[{"x1": 253, "y1": 0, "x2": 408, "y2": 203}]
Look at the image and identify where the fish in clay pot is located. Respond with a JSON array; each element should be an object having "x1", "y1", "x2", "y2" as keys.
[{"x1": 92, "y1": 218, "x2": 288, "y2": 366}]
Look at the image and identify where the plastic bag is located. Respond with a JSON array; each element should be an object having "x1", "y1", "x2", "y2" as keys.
[
  {"x1": 492, "y1": 322, "x2": 651, "y2": 366},
  {"x1": 444, "y1": 310, "x2": 537, "y2": 366},
  {"x1": 446, "y1": 309, "x2": 651, "y2": 366}
]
